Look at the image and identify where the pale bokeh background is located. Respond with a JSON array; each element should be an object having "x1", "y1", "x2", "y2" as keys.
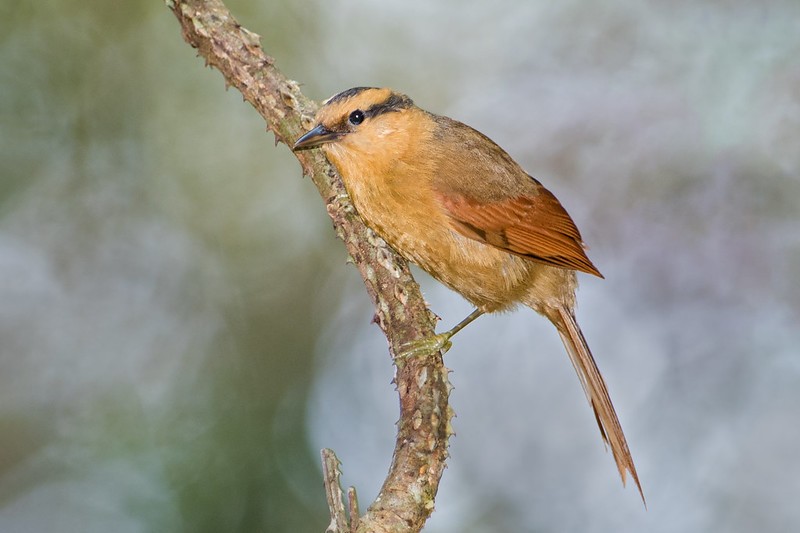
[{"x1": 1, "y1": 1, "x2": 798, "y2": 531}]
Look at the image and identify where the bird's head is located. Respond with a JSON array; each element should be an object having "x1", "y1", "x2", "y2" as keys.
[{"x1": 293, "y1": 87, "x2": 420, "y2": 168}]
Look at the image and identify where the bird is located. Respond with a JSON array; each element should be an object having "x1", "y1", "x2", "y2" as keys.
[{"x1": 293, "y1": 87, "x2": 643, "y2": 501}]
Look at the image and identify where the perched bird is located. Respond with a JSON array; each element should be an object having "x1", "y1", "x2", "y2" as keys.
[{"x1": 294, "y1": 87, "x2": 643, "y2": 500}]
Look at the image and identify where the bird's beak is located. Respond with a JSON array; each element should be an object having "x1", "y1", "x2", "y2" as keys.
[{"x1": 292, "y1": 124, "x2": 342, "y2": 151}]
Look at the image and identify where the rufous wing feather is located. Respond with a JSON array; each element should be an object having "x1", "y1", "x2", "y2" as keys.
[{"x1": 435, "y1": 187, "x2": 603, "y2": 277}]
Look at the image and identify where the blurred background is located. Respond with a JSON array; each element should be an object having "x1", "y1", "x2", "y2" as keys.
[{"x1": 1, "y1": 0, "x2": 799, "y2": 531}]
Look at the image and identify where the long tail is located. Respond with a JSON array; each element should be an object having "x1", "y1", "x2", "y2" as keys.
[{"x1": 551, "y1": 306, "x2": 645, "y2": 504}]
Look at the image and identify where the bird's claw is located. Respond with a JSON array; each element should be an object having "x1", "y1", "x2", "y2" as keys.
[{"x1": 395, "y1": 333, "x2": 453, "y2": 361}]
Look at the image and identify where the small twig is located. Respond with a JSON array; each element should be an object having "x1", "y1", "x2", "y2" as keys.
[
  {"x1": 348, "y1": 486, "x2": 360, "y2": 533},
  {"x1": 321, "y1": 449, "x2": 348, "y2": 533}
]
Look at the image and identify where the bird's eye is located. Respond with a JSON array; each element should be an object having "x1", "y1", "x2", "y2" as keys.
[{"x1": 348, "y1": 110, "x2": 365, "y2": 126}]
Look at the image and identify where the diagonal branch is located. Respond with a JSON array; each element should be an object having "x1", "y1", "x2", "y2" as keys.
[{"x1": 167, "y1": 1, "x2": 453, "y2": 531}]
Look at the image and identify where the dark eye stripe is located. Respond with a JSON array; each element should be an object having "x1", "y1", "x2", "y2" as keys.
[{"x1": 364, "y1": 93, "x2": 414, "y2": 119}]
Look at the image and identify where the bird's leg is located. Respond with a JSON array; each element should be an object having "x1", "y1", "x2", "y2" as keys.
[{"x1": 396, "y1": 308, "x2": 485, "y2": 360}]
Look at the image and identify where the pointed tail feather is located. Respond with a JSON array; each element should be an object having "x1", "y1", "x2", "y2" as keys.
[{"x1": 552, "y1": 306, "x2": 645, "y2": 504}]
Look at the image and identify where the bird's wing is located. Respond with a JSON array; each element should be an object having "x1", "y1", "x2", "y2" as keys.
[{"x1": 435, "y1": 186, "x2": 603, "y2": 277}]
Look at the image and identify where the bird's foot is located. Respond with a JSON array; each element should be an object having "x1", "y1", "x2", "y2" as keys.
[{"x1": 395, "y1": 332, "x2": 453, "y2": 361}]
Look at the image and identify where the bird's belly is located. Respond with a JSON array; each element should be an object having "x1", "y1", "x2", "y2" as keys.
[{"x1": 374, "y1": 217, "x2": 537, "y2": 312}]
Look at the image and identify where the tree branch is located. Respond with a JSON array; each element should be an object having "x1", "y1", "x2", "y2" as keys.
[{"x1": 167, "y1": 1, "x2": 453, "y2": 531}]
